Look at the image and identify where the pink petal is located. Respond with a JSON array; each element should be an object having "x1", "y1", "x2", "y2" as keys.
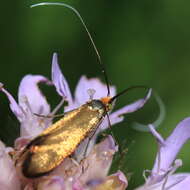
[
  {"x1": 78, "y1": 136, "x2": 117, "y2": 186},
  {"x1": 168, "y1": 174, "x2": 190, "y2": 190},
  {"x1": 14, "y1": 136, "x2": 31, "y2": 150},
  {"x1": 0, "y1": 141, "x2": 20, "y2": 190},
  {"x1": 73, "y1": 180, "x2": 84, "y2": 190},
  {"x1": 92, "y1": 171, "x2": 128, "y2": 190},
  {"x1": 136, "y1": 173, "x2": 190, "y2": 190},
  {"x1": 111, "y1": 171, "x2": 128, "y2": 186},
  {"x1": 0, "y1": 83, "x2": 24, "y2": 122},
  {"x1": 148, "y1": 124, "x2": 165, "y2": 146},
  {"x1": 148, "y1": 117, "x2": 190, "y2": 183},
  {"x1": 37, "y1": 176, "x2": 65, "y2": 190},
  {"x1": 73, "y1": 76, "x2": 116, "y2": 108},
  {"x1": 20, "y1": 117, "x2": 51, "y2": 137},
  {"x1": 106, "y1": 171, "x2": 128, "y2": 190},
  {"x1": 51, "y1": 53, "x2": 73, "y2": 103},
  {"x1": 23, "y1": 183, "x2": 34, "y2": 190},
  {"x1": 18, "y1": 75, "x2": 51, "y2": 115}
]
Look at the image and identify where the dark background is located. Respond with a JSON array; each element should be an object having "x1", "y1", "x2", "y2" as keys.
[{"x1": 0, "y1": 0, "x2": 190, "y2": 189}]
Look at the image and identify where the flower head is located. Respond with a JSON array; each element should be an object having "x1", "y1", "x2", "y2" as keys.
[
  {"x1": 0, "y1": 53, "x2": 151, "y2": 189},
  {"x1": 136, "y1": 118, "x2": 190, "y2": 190}
]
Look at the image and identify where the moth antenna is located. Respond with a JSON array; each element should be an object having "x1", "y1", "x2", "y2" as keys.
[
  {"x1": 106, "y1": 113, "x2": 121, "y2": 154},
  {"x1": 30, "y1": 2, "x2": 111, "y2": 96},
  {"x1": 34, "y1": 113, "x2": 65, "y2": 118}
]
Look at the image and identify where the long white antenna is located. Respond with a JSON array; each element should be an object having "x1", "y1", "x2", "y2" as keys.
[{"x1": 31, "y1": 2, "x2": 111, "y2": 96}]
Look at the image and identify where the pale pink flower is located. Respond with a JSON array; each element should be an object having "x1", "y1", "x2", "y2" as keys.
[
  {"x1": 136, "y1": 118, "x2": 190, "y2": 190},
  {"x1": 0, "y1": 53, "x2": 151, "y2": 189}
]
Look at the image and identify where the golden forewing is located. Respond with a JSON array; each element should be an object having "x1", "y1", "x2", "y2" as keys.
[{"x1": 22, "y1": 103, "x2": 105, "y2": 176}]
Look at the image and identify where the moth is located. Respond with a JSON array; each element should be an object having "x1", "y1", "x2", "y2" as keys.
[{"x1": 18, "y1": 96, "x2": 117, "y2": 178}]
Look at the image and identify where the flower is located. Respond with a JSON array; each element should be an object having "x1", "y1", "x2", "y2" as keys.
[
  {"x1": 0, "y1": 141, "x2": 20, "y2": 190},
  {"x1": 0, "y1": 53, "x2": 151, "y2": 189},
  {"x1": 135, "y1": 118, "x2": 190, "y2": 190}
]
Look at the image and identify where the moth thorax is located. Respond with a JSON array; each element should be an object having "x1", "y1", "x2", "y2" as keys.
[{"x1": 88, "y1": 100, "x2": 106, "y2": 114}]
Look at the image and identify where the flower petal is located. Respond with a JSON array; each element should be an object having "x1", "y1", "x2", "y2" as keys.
[
  {"x1": 93, "y1": 171, "x2": 128, "y2": 190},
  {"x1": 135, "y1": 173, "x2": 190, "y2": 190},
  {"x1": 148, "y1": 117, "x2": 190, "y2": 184},
  {"x1": 23, "y1": 183, "x2": 34, "y2": 190},
  {"x1": 168, "y1": 174, "x2": 190, "y2": 190},
  {"x1": 49, "y1": 157, "x2": 83, "y2": 183},
  {"x1": 0, "y1": 83, "x2": 24, "y2": 122},
  {"x1": 51, "y1": 53, "x2": 73, "y2": 103},
  {"x1": 0, "y1": 140, "x2": 20, "y2": 190},
  {"x1": 73, "y1": 180, "x2": 84, "y2": 190},
  {"x1": 20, "y1": 116, "x2": 51, "y2": 137},
  {"x1": 37, "y1": 176, "x2": 65, "y2": 190},
  {"x1": 148, "y1": 124, "x2": 165, "y2": 146},
  {"x1": 14, "y1": 136, "x2": 31, "y2": 150},
  {"x1": 17, "y1": 75, "x2": 53, "y2": 137},
  {"x1": 72, "y1": 76, "x2": 116, "y2": 109},
  {"x1": 18, "y1": 74, "x2": 51, "y2": 115},
  {"x1": 78, "y1": 135, "x2": 117, "y2": 186}
]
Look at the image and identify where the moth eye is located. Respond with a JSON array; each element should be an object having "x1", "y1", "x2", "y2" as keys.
[
  {"x1": 108, "y1": 103, "x2": 113, "y2": 111},
  {"x1": 90, "y1": 100, "x2": 105, "y2": 110}
]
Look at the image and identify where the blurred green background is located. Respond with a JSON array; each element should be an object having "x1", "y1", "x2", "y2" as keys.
[{"x1": 0, "y1": 0, "x2": 190, "y2": 189}]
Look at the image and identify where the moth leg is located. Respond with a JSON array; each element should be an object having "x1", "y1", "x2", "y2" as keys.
[
  {"x1": 70, "y1": 157, "x2": 80, "y2": 167},
  {"x1": 106, "y1": 113, "x2": 121, "y2": 154},
  {"x1": 34, "y1": 97, "x2": 65, "y2": 118},
  {"x1": 51, "y1": 97, "x2": 65, "y2": 115},
  {"x1": 83, "y1": 127, "x2": 98, "y2": 158}
]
